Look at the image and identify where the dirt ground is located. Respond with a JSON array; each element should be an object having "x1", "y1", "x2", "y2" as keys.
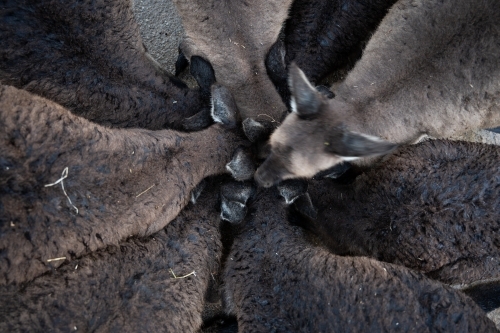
[{"x1": 132, "y1": 0, "x2": 183, "y2": 74}]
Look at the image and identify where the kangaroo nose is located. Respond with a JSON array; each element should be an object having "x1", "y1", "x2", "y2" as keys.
[
  {"x1": 254, "y1": 153, "x2": 290, "y2": 188},
  {"x1": 254, "y1": 165, "x2": 278, "y2": 188}
]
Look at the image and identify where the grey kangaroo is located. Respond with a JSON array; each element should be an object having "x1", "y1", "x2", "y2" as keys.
[{"x1": 255, "y1": 0, "x2": 500, "y2": 187}]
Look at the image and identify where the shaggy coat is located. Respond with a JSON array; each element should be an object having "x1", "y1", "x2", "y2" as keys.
[
  {"x1": 223, "y1": 189, "x2": 498, "y2": 332},
  {"x1": 302, "y1": 140, "x2": 500, "y2": 287},
  {"x1": 0, "y1": 176, "x2": 226, "y2": 332},
  {"x1": 255, "y1": 0, "x2": 500, "y2": 186},
  {"x1": 0, "y1": 85, "x2": 245, "y2": 285},
  {"x1": 0, "y1": 0, "x2": 207, "y2": 130},
  {"x1": 172, "y1": 0, "x2": 290, "y2": 123}
]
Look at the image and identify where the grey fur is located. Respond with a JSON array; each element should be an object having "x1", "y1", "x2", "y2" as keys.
[
  {"x1": 220, "y1": 182, "x2": 255, "y2": 205},
  {"x1": 242, "y1": 118, "x2": 274, "y2": 143},
  {"x1": 256, "y1": 0, "x2": 500, "y2": 185}
]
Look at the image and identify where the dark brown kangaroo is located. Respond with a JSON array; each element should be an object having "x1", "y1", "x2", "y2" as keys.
[
  {"x1": 0, "y1": 176, "x2": 226, "y2": 332},
  {"x1": 255, "y1": 0, "x2": 500, "y2": 187},
  {"x1": 0, "y1": 84, "x2": 245, "y2": 285},
  {"x1": 299, "y1": 140, "x2": 500, "y2": 288},
  {"x1": 0, "y1": 0, "x2": 209, "y2": 130},
  {"x1": 223, "y1": 189, "x2": 498, "y2": 332}
]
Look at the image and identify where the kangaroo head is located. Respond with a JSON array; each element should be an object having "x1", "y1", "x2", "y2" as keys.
[{"x1": 254, "y1": 64, "x2": 397, "y2": 188}]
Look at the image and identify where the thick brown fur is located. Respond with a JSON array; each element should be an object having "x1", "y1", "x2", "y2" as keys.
[
  {"x1": 222, "y1": 188, "x2": 498, "y2": 332},
  {"x1": 301, "y1": 140, "x2": 500, "y2": 287},
  {"x1": 256, "y1": 0, "x2": 500, "y2": 185},
  {"x1": 0, "y1": 85, "x2": 246, "y2": 285},
  {"x1": 173, "y1": 0, "x2": 290, "y2": 122},
  {"x1": 0, "y1": 176, "x2": 226, "y2": 332},
  {"x1": 0, "y1": 0, "x2": 207, "y2": 130}
]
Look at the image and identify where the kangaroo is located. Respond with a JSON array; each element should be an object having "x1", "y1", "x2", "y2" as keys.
[
  {"x1": 172, "y1": 0, "x2": 290, "y2": 123},
  {"x1": 299, "y1": 140, "x2": 500, "y2": 288},
  {"x1": 0, "y1": 84, "x2": 245, "y2": 285},
  {"x1": 0, "y1": 176, "x2": 227, "y2": 332},
  {"x1": 255, "y1": 0, "x2": 500, "y2": 187},
  {"x1": 222, "y1": 188, "x2": 498, "y2": 332},
  {"x1": 0, "y1": 0, "x2": 211, "y2": 130}
]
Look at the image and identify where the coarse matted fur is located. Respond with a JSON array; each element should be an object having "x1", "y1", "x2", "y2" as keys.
[
  {"x1": 300, "y1": 140, "x2": 500, "y2": 287},
  {"x1": 0, "y1": 85, "x2": 246, "y2": 285},
  {"x1": 255, "y1": 0, "x2": 500, "y2": 186},
  {"x1": 222, "y1": 189, "x2": 498, "y2": 332},
  {"x1": 0, "y1": 0, "x2": 207, "y2": 130},
  {"x1": 0, "y1": 176, "x2": 225, "y2": 332},
  {"x1": 172, "y1": 0, "x2": 290, "y2": 123},
  {"x1": 266, "y1": 0, "x2": 396, "y2": 104}
]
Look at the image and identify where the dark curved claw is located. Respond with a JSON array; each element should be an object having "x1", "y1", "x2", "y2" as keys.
[
  {"x1": 486, "y1": 127, "x2": 500, "y2": 134},
  {"x1": 462, "y1": 281, "x2": 500, "y2": 313},
  {"x1": 265, "y1": 39, "x2": 290, "y2": 107},
  {"x1": 190, "y1": 55, "x2": 216, "y2": 95},
  {"x1": 316, "y1": 162, "x2": 353, "y2": 180}
]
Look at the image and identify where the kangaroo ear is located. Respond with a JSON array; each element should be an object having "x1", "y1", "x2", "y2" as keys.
[
  {"x1": 190, "y1": 55, "x2": 216, "y2": 93},
  {"x1": 211, "y1": 84, "x2": 239, "y2": 128},
  {"x1": 325, "y1": 128, "x2": 398, "y2": 158},
  {"x1": 288, "y1": 63, "x2": 321, "y2": 119}
]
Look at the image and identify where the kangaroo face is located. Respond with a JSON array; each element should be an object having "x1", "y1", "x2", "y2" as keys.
[
  {"x1": 254, "y1": 64, "x2": 397, "y2": 188},
  {"x1": 254, "y1": 112, "x2": 348, "y2": 187}
]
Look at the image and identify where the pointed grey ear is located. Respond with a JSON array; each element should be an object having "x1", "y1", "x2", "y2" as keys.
[
  {"x1": 288, "y1": 63, "x2": 321, "y2": 118},
  {"x1": 277, "y1": 179, "x2": 308, "y2": 204},
  {"x1": 226, "y1": 146, "x2": 255, "y2": 181},
  {"x1": 325, "y1": 128, "x2": 398, "y2": 158},
  {"x1": 211, "y1": 84, "x2": 239, "y2": 128},
  {"x1": 242, "y1": 118, "x2": 274, "y2": 143}
]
